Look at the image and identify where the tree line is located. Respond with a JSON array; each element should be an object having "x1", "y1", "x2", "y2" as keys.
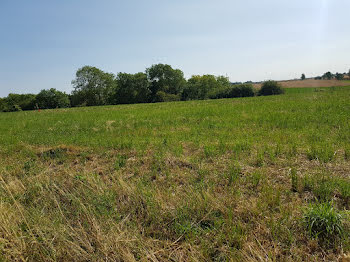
[{"x1": 1, "y1": 64, "x2": 287, "y2": 112}]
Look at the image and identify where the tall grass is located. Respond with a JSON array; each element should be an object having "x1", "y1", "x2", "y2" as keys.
[{"x1": 0, "y1": 86, "x2": 350, "y2": 261}]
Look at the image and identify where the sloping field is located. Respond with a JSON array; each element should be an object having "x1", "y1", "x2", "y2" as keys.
[
  {"x1": 0, "y1": 87, "x2": 350, "y2": 261},
  {"x1": 254, "y1": 79, "x2": 350, "y2": 89}
]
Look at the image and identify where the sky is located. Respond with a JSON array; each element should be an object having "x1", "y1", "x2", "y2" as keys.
[{"x1": 0, "y1": 0, "x2": 350, "y2": 97}]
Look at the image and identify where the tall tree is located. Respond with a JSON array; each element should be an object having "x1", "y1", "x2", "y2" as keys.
[
  {"x1": 115, "y1": 72, "x2": 151, "y2": 104},
  {"x1": 36, "y1": 88, "x2": 70, "y2": 109},
  {"x1": 322, "y1": 72, "x2": 333, "y2": 80},
  {"x1": 71, "y1": 66, "x2": 116, "y2": 106},
  {"x1": 301, "y1": 73, "x2": 306, "y2": 80},
  {"x1": 3, "y1": 93, "x2": 36, "y2": 111},
  {"x1": 335, "y1": 72, "x2": 344, "y2": 80},
  {"x1": 182, "y1": 75, "x2": 229, "y2": 100},
  {"x1": 0, "y1": 98, "x2": 6, "y2": 112},
  {"x1": 146, "y1": 64, "x2": 186, "y2": 101}
]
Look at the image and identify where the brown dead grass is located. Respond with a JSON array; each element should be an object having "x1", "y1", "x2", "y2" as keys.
[{"x1": 253, "y1": 79, "x2": 350, "y2": 89}]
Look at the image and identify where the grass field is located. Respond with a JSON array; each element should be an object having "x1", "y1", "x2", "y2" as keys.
[{"x1": 1, "y1": 86, "x2": 350, "y2": 261}]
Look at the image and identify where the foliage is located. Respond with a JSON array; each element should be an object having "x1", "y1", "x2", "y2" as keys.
[
  {"x1": 208, "y1": 83, "x2": 255, "y2": 99},
  {"x1": 154, "y1": 91, "x2": 181, "y2": 102},
  {"x1": 115, "y1": 72, "x2": 151, "y2": 104},
  {"x1": 258, "y1": 80, "x2": 284, "y2": 96},
  {"x1": 1, "y1": 93, "x2": 36, "y2": 112},
  {"x1": 229, "y1": 83, "x2": 255, "y2": 97},
  {"x1": 146, "y1": 64, "x2": 186, "y2": 100},
  {"x1": 36, "y1": 88, "x2": 70, "y2": 109},
  {"x1": 335, "y1": 72, "x2": 344, "y2": 80},
  {"x1": 322, "y1": 72, "x2": 333, "y2": 80},
  {"x1": 301, "y1": 73, "x2": 306, "y2": 80},
  {"x1": 303, "y1": 202, "x2": 344, "y2": 243},
  {"x1": 0, "y1": 98, "x2": 6, "y2": 111},
  {"x1": 71, "y1": 66, "x2": 117, "y2": 106},
  {"x1": 183, "y1": 75, "x2": 231, "y2": 100},
  {"x1": 1, "y1": 64, "x2": 290, "y2": 112}
]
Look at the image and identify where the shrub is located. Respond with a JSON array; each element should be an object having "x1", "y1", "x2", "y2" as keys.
[
  {"x1": 11, "y1": 104, "x2": 22, "y2": 112},
  {"x1": 207, "y1": 87, "x2": 231, "y2": 99},
  {"x1": 154, "y1": 91, "x2": 180, "y2": 102},
  {"x1": 258, "y1": 81, "x2": 284, "y2": 96},
  {"x1": 208, "y1": 84, "x2": 255, "y2": 99},
  {"x1": 229, "y1": 84, "x2": 255, "y2": 98},
  {"x1": 303, "y1": 202, "x2": 344, "y2": 243},
  {"x1": 36, "y1": 88, "x2": 70, "y2": 109}
]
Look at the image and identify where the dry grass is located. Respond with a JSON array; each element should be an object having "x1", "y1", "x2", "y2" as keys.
[
  {"x1": 0, "y1": 88, "x2": 350, "y2": 261},
  {"x1": 253, "y1": 79, "x2": 350, "y2": 89}
]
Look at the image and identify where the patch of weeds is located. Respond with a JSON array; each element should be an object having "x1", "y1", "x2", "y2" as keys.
[
  {"x1": 254, "y1": 151, "x2": 264, "y2": 167},
  {"x1": 74, "y1": 175, "x2": 87, "y2": 181},
  {"x1": 260, "y1": 186, "x2": 281, "y2": 211},
  {"x1": 224, "y1": 163, "x2": 242, "y2": 186},
  {"x1": 222, "y1": 223, "x2": 245, "y2": 250},
  {"x1": 313, "y1": 179, "x2": 334, "y2": 202},
  {"x1": 286, "y1": 144, "x2": 297, "y2": 158},
  {"x1": 307, "y1": 145, "x2": 335, "y2": 163},
  {"x1": 20, "y1": 182, "x2": 43, "y2": 206},
  {"x1": 302, "y1": 174, "x2": 314, "y2": 192},
  {"x1": 303, "y1": 202, "x2": 345, "y2": 246},
  {"x1": 232, "y1": 141, "x2": 251, "y2": 155},
  {"x1": 118, "y1": 140, "x2": 133, "y2": 150},
  {"x1": 249, "y1": 171, "x2": 263, "y2": 189},
  {"x1": 194, "y1": 169, "x2": 209, "y2": 189},
  {"x1": 290, "y1": 168, "x2": 299, "y2": 192},
  {"x1": 115, "y1": 154, "x2": 128, "y2": 170},
  {"x1": 335, "y1": 178, "x2": 350, "y2": 206},
  {"x1": 91, "y1": 191, "x2": 117, "y2": 217},
  {"x1": 40, "y1": 147, "x2": 68, "y2": 162},
  {"x1": 268, "y1": 216, "x2": 294, "y2": 247},
  {"x1": 23, "y1": 159, "x2": 36, "y2": 173},
  {"x1": 172, "y1": 198, "x2": 221, "y2": 240},
  {"x1": 345, "y1": 146, "x2": 350, "y2": 160},
  {"x1": 204, "y1": 145, "x2": 217, "y2": 159}
]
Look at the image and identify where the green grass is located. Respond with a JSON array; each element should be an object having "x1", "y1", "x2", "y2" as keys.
[
  {"x1": 303, "y1": 202, "x2": 345, "y2": 245},
  {"x1": 0, "y1": 86, "x2": 350, "y2": 261}
]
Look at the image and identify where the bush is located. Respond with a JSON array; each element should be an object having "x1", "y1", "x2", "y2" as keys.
[
  {"x1": 207, "y1": 87, "x2": 231, "y2": 99},
  {"x1": 36, "y1": 88, "x2": 71, "y2": 109},
  {"x1": 303, "y1": 202, "x2": 344, "y2": 244},
  {"x1": 229, "y1": 84, "x2": 255, "y2": 98},
  {"x1": 154, "y1": 91, "x2": 180, "y2": 102},
  {"x1": 258, "y1": 81, "x2": 284, "y2": 96},
  {"x1": 208, "y1": 84, "x2": 255, "y2": 99}
]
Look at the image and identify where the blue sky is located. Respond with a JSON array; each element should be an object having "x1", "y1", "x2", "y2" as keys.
[{"x1": 0, "y1": 0, "x2": 349, "y2": 97}]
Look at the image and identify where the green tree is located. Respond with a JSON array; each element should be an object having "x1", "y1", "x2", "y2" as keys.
[
  {"x1": 36, "y1": 88, "x2": 70, "y2": 109},
  {"x1": 348, "y1": 69, "x2": 350, "y2": 78},
  {"x1": 3, "y1": 93, "x2": 36, "y2": 111},
  {"x1": 71, "y1": 66, "x2": 116, "y2": 106},
  {"x1": 115, "y1": 72, "x2": 151, "y2": 104},
  {"x1": 146, "y1": 64, "x2": 186, "y2": 101},
  {"x1": 183, "y1": 75, "x2": 229, "y2": 100},
  {"x1": 322, "y1": 72, "x2": 333, "y2": 80},
  {"x1": 0, "y1": 98, "x2": 6, "y2": 112},
  {"x1": 258, "y1": 81, "x2": 284, "y2": 96},
  {"x1": 335, "y1": 72, "x2": 344, "y2": 80},
  {"x1": 301, "y1": 73, "x2": 306, "y2": 80}
]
